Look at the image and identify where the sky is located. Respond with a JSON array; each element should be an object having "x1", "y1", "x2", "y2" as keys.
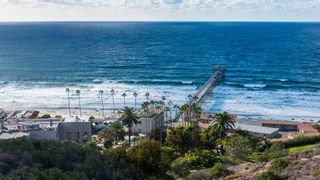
[{"x1": 0, "y1": 0, "x2": 319, "y2": 21}]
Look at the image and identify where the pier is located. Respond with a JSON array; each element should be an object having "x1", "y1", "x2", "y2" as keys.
[{"x1": 174, "y1": 65, "x2": 225, "y2": 121}]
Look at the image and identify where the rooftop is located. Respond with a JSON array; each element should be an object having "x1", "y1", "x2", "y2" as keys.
[
  {"x1": 0, "y1": 132, "x2": 29, "y2": 139},
  {"x1": 261, "y1": 120, "x2": 317, "y2": 133},
  {"x1": 235, "y1": 123, "x2": 279, "y2": 135}
]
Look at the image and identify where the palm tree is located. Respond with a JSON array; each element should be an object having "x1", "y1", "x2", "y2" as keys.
[
  {"x1": 111, "y1": 122, "x2": 126, "y2": 145},
  {"x1": 159, "y1": 96, "x2": 166, "y2": 110},
  {"x1": 142, "y1": 101, "x2": 150, "y2": 114},
  {"x1": 110, "y1": 89, "x2": 115, "y2": 117},
  {"x1": 122, "y1": 93, "x2": 127, "y2": 107},
  {"x1": 99, "y1": 90, "x2": 104, "y2": 117},
  {"x1": 188, "y1": 94, "x2": 193, "y2": 102},
  {"x1": 65, "y1": 88, "x2": 71, "y2": 117},
  {"x1": 181, "y1": 104, "x2": 193, "y2": 126},
  {"x1": 76, "y1": 90, "x2": 82, "y2": 117},
  {"x1": 192, "y1": 95, "x2": 199, "y2": 103},
  {"x1": 120, "y1": 107, "x2": 139, "y2": 146},
  {"x1": 168, "y1": 100, "x2": 173, "y2": 120},
  {"x1": 173, "y1": 104, "x2": 179, "y2": 116},
  {"x1": 191, "y1": 103, "x2": 201, "y2": 122},
  {"x1": 164, "y1": 106, "x2": 170, "y2": 120},
  {"x1": 211, "y1": 112, "x2": 235, "y2": 153},
  {"x1": 133, "y1": 92, "x2": 138, "y2": 109},
  {"x1": 145, "y1": 92, "x2": 150, "y2": 101}
]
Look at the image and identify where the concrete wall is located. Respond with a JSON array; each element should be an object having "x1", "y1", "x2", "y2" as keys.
[
  {"x1": 56, "y1": 122, "x2": 92, "y2": 143},
  {"x1": 132, "y1": 112, "x2": 164, "y2": 135}
]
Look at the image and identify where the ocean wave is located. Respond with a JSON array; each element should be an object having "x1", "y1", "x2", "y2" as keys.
[
  {"x1": 0, "y1": 81, "x2": 9, "y2": 85},
  {"x1": 93, "y1": 78, "x2": 103, "y2": 84},
  {"x1": 277, "y1": 79, "x2": 289, "y2": 82},
  {"x1": 243, "y1": 84, "x2": 267, "y2": 88},
  {"x1": 117, "y1": 80, "x2": 196, "y2": 86}
]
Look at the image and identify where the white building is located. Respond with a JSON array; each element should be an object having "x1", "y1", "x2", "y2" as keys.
[{"x1": 132, "y1": 111, "x2": 164, "y2": 135}]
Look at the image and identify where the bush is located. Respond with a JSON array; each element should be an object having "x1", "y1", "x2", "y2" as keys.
[
  {"x1": 269, "y1": 158, "x2": 289, "y2": 173},
  {"x1": 283, "y1": 135, "x2": 320, "y2": 148},
  {"x1": 103, "y1": 139, "x2": 113, "y2": 148},
  {"x1": 40, "y1": 114, "x2": 51, "y2": 119},
  {"x1": 313, "y1": 124, "x2": 320, "y2": 132},
  {"x1": 166, "y1": 125, "x2": 202, "y2": 153},
  {"x1": 28, "y1": 168, "x2": 88, "y2": 180},
  {"x1": 171, "y1": 157, "x2": 193, "y2": 177},
  {"x1": 254, "y1": 172, "x2": 284, "y2": 180},
  {"x1": 128, "y1": 139, "x2": 169, "y2": 178},
  {"x1": 161, "y1": 146, "x2": 177, "y2": 162},
  {"x1": 270, "y1": 142, "x2": 285, "y2": 151},
  {"x1": 185, "y1": 171, "x2": 211, "y2": 180},
  {"x1": 184, "y1": 150, "x2": 219, "y2": 168},
  {"x1": 208, "y1": 163, "x2": 231, "y2": 178},
  {"x1": 148, "y1": 127, "x2": 167, "y2": 144},
  {"x1": 225, "y1": 136, "x2": 252, "y2": 161}
]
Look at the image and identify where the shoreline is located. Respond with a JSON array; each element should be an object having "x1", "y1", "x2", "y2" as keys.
[{"x1": 2, "y1": 107, "x2": 320, "y2": 122}]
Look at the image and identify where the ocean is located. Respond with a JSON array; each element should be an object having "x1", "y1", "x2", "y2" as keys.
[{"x1": 0, "y1": 22, "x2": 320, "y2": 120}]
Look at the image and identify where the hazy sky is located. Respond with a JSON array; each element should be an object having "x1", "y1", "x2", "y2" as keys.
[{"x1": 0, "y1": 0, "x2": 319, "y2": 21}]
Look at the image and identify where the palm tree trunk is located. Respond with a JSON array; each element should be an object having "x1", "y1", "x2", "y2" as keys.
[
  {"x1": 220, "y1": 128, "x2": 222, "y2": 144},
  {"x1": 67, "y1": 92, "x2": 71, "y2": 117},
  {"x1": 128, "y1": 127, "x2": 131, "y2": 146},
  {"x1": 101, "y1": 95, "x2": 104, "y2": 117},
  {"x1": 112, "y1": 95, "x2": 115, "y2": 117},
  {"x1": 78, "y1": 95, "x2": 82, "y2": 117}
]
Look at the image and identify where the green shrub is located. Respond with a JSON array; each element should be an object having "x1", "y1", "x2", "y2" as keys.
[
  {"x1": 254, "y1": 172, "x2": 284, "y2": 180},
  {"x1": 185, "y1": 171, "x2": 211, "y2": 180},
  {"x1": 40, "y1": 114, "x2": 51, "y2": 119},
  {"x1": 225, "y1": 136, "x2": 252, "y2": 161},
  {"x1": 184, "y1": 150, "x2": 219, "y2": 168},
  {"x1": 161, "y1": 146, "x2": 177, "y2": 161},
  {"x1": 103, "y1": 139, "x2": 113, "y2": 148},
  {"x1": 170, "y1": 157, "x2": 193, "y2": 177},
  {"x1": 313, "y1": 124, "x2": 320, "y2": 132},
  {"x1": 269, "y1": 158, "x2": 289, "y2": 173},
  {"x1": 283, "y1": 135, "x2": 320, "y2": 148},
  {"x1": 252, "y1": 152, "x2": 270, "y2": 162},
  {"x1": 208, "y1": 163, "x2": 231, "y2": 178},
  {"x1": 270, "y1": 142, "x2": 285, "y2": 151}
]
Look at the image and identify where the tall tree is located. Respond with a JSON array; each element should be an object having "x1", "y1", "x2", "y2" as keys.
[
  {"x1": 65, "y1": 88, "x2": 71, "y2": 117},
  {"x1": 111, "y1": 122, "x2": 126, "y2": 145},
  {"x1": 173, "y1": 104, "x2": 179, "y2": 117},
  {"x1": 110, "y1": 89, "x2": 116, "y2": 117},
  {"x1": 211, "y1": 112, "x2": 235, "y2": 153},
  {"x1": 76, "y1": 90, "x2": 82, "y2": 117},
  {"x1": 122, "y1": 93, "x2": 127, "y2": 108},
  {"x1": 133, "y1": 92, "x2": 138, "y2": 109},
  {"x1": 99, "y1": 90, "x2": 104, "y2": 117},
  {"x1": 120, "y1": 107, "x2": 139, "y2": 146}
]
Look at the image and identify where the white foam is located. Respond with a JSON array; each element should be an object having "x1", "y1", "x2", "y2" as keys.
[
  {"x1": 243, "y1": 84, "x2": 266, "y2": 88},
  {"x1": 0, "y1": 81, "x2": 196, "y2": 110}
]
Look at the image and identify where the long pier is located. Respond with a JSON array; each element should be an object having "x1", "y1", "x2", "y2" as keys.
[{"x1": 174, "y1": 65, "x2": 225, "y2": 121}]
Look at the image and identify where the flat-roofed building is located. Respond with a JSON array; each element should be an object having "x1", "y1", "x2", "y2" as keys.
[
  {"x1": 235, "y1": 123, "x2": 280, "y2": 138},
  {"x1": 261, "y1": 120, "x2": 317, "y2": 133},
  {"x1": 56, "y1": 121, "x2": 92, "y2": 144},
  {"x1": 132, "y1": 111, "x2": 164, "y2": 135}
]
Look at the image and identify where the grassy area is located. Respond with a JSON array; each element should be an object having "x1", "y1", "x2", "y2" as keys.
[{"x1": 288, "y1": 144, "x2": 317, "y2": 153}]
